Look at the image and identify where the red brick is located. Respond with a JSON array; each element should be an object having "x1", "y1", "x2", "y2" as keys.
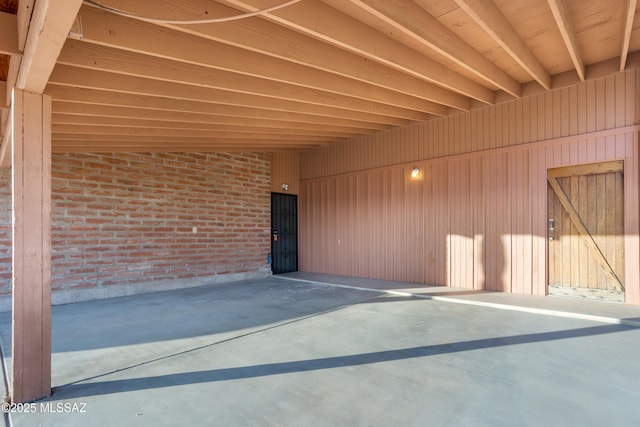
[{"x1": 0, "y1": 152, "x2": 271, "y2": 295}]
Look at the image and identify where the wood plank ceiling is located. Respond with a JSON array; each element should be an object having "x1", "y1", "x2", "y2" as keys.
[{"x1": 1, "y1": 0, "x2": 639, "y2": 153}]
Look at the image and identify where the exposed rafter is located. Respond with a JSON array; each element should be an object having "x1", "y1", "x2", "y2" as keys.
[
  {"x1": 45, "y1": 85, "x2": 418, "y2": 128},
  {"x1": 52, "y1": 135, "x2": 324, "y2": 152},
  {"x1": 547, "y1": 0, "x2": 585, "y2": 81},
  {"x1": 52, "y1": 128, "x2": 336, "y2": 142},
  {"x1": 16, "y1": 0, "x2": 83, "y2": 92},
  {"x1": 52, "y1": 102, "x2": 391, "y2": 131},
  {"x1": 49, "y1": 62, "x2": 432, "y2": 122},
  {"x1": 621, "y1": 0, "x2": 639, "y2": 71},
  {"x1": 78, "y1": 4, "x2": 461, "y2": 112},
  {"x1": 217, "y1": 0, "x2": 488, "y2": 104},
  {"x1": 16, "y1": 0, "x2": 35, "y2": 51},
  {"x1": 0, "y1": 11, "x2": 20, "y2": 56},
  {"x1": 70, "y1": 18, "x2": 461, "y2": 115},
  {"x1": 340, "y1": 0, "x2": 521, "y2": 97},
  {"x1": 51, "y1": 143, "x2": 310, "y2": 153},
  {"x1": 52, "y1": 113, "x2": 364, "y2": 137},
  {"x1": 0, "y1": 0, "x2": 637, "y2": 155},
  {"x1": 454, "y1": 0, "x2": 552, "y2": 90},
  {"x1": 0, "y1": 0, "x2": 83, "y2": 167},
  {"x1": 0, "y1": 81, "x2": 6, "y2": 109}
]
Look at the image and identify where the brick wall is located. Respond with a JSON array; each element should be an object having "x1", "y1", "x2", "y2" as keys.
[{"x1": 0, "y1": 152, "x2": 272, "y2": 300}]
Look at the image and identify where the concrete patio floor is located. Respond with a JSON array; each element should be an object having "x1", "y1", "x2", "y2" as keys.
[{"x1": 1, "y1": 274, "x2": 640, "y2": 426}]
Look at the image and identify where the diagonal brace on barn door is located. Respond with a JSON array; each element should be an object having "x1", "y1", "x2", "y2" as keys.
[{"x1": 547, "y1": 176, "x2": 624, "y2": 292}]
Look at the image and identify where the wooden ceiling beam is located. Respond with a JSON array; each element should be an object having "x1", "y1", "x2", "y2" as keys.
[
  {"x1": 52, "y1": 130, "x2": 336, "y2": 143},
  {"x1": 51, "y1": 113, "x2": 369, "y2": 137},
  {"x1": 59, "y1": 21, "x2": 460, "y2": 113},
  {"x1": 52, "y1": 139, "x2": 324, "y2": 151},
  {"x1": 0, "y1": 81, "x2": 7, "y2": 109},
  {"x1": 455, "y1": 0, "x2": 551, "y2": 90},
  {"x1": 0, "y1": 58, "x2": 19, "y2": 167},
  {"x1": 51, "y1": 102, "x2": 392, "y2": 132},
  {"x1": 1, "y1": 0, "x2": 83, "y2": 168},
  {"x1": 0, "y1": 111, "x2": 9, "y2": 168},
  {"x1": 16, "y1": 0, "x2": 83, "y2": 93},
  {"x1": 16, "y1": 0, "x2": 35, "y2": 51},
  {"x1": 52, "y1": 123, "x2": 355, "y2": 139},
  {"x1": 50, "y1": 116, "x2": 367, "y2": 136},
  {"x1": 46, "y1": 84, "x2": 428, "y2": 126},
  {"x1": 0, "y1": 112, "x2": 5, "y2": 166},
  {"x1": 0, "y1": 11, "x2": 20, "y2": 56},
  {"x1": 621, "y1": 0, "x2": 639, "y2": 71},
  {"x1": 212, "y1": 0, "x2": 482, "y2": 105},
  {"x1": 52, "y1": 144, "x2": 312, "y2": 154},
  {"x1": 0, "y1": 52, "x2": 19, "y2": 165},
  {"x1": 48, "y1": 62, "x2": 434, "y2": 121},
  {"x1": 53, "y1": 140, "x2": 322, "y2": 147},
  {"x1": 78, "y1": 4, "x2": 467, "y2": 110},
  {"x1": 338, "y1": 0, "x2": 520, "y2": 97},
  {"x1": 51, "y1": 139, "x2": 328, "y2": 151},
  {"x1": 546, "y1": 0, "x2": 585, "y2": 81},
  {"x1": 0, "y1": 0, "x2": 25, "y2": 162}
]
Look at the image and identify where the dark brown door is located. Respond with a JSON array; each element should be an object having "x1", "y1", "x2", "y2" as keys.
[{"x1": 547, "y1": 161, "x2": 624, "y2": 301}]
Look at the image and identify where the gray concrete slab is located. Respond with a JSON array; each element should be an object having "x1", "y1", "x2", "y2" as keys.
[
  {"x1": 1, "y1": 275, "x2": 640, "y2": 426},
  {"x1": 283, "y1": 272, "x2": 640, "y2": 325}
]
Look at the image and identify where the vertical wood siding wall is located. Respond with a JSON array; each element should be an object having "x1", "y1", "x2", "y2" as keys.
[
  {"x1": 301, "y1": 70, "x2": 640, "y2": 179},
  {"x1": 299, "y1": 69, "x2": 640, "y2": 304},
  {"x1": 271, "y1": 152, "x2": 300, "y2": 195}
]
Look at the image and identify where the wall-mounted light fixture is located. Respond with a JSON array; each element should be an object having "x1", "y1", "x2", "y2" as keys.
[
  {"x1": 281, "y1": 183, "x2": 289, "y2": 191},
  {"x1": 411, "y1": 167, "x2": 420, "y2": 178}
]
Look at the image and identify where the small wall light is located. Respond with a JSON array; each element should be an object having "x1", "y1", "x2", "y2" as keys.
[
  {"x1": 411, "y1": 167, "x2": 420, "y2": 178},
  {"x1": 281, "y1": 183, "x2": 289, "y2": 191}
]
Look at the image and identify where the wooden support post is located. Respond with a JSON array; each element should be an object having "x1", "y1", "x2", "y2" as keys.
[{"x1": 11, "y1": 88, "x2": 52, "y2": 403}]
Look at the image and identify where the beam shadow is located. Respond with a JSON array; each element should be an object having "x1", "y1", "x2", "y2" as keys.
[{"x1": 48, "y1": 323, "x2": 636, "y2": 401}]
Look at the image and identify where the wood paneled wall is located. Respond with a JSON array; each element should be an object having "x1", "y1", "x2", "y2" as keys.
[
  {"x1": 271, "y1": 152, "x2": 300, "y2": 195},
  {"x1": 299, "y1": 69, "x2": 640, "y2": 304},
  {"x1": 301, "y1": 69, "x2": 640, "y2": 180}
]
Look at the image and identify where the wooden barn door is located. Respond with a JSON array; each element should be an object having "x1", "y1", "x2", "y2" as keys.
[{"x1": 547, "y1": 161, "x2": 624, "y2": 301}]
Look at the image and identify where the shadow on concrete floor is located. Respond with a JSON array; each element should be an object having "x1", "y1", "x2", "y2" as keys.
[
  {"x1": 50, "y1": 322, "x2": 634, "y2": 401},
  {"x1": 3, "y1": 275, "x2": 640, "y2": 426}
]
